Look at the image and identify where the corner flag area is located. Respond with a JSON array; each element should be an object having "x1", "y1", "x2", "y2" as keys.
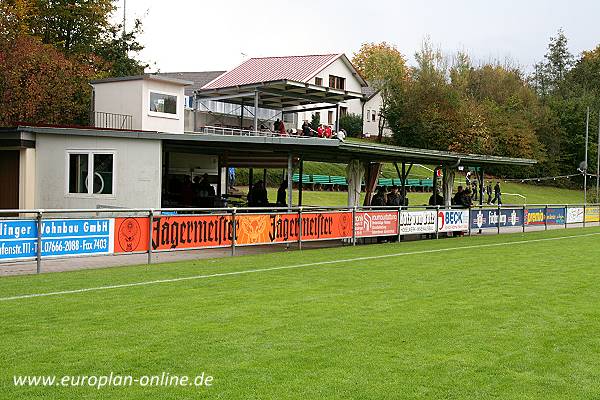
[{"x1": 2, "y1": 227, "x2": 600, "y2": 399}]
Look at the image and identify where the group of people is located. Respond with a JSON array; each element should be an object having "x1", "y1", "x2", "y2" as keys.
[
  {"x1": 178, "y1": 173, "x2": 215, "y2": 207},
  {"x1": 428, "y1": 180, "x2": 502, "y2": 208},
  {"x1": 371, "y1": 185, "x2": 408, "y2": 207},
  {"x1": 301, "y1": 121, "x2": 346, "y2": 141},
  {"x1": 246, "y1": 179, "x2": 290, "y2": 207}
]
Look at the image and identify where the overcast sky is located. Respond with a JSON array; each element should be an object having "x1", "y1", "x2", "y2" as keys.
[{"x1": 116, "y1": 0, "x2": 600, "y2": 73}]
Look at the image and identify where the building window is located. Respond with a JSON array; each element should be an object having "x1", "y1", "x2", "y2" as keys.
[
  {"x1": 315, "y1": 77, "x2": 323, "y2": 86},
  {"x1": 328, "y1": 75, "x2": 345, "y2": 90},
  {"x1": 328, "y1": 110, "x2": 334, "y2": 125},
  {"x1": 371, "y1": 110, "x2": 377, "y2": 122},
  {"x1": 149, "y1": 91, "x2": 177, "y2": 115},
  {"x1": 340, "y1": 106, "x2": 348, "y2": 117},
  {"x1": 67, "y1": 152, "x2": 114, "y2": 195}
]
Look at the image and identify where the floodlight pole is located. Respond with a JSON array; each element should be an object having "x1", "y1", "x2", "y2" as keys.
[
  {"x1": 584, "y1": 107, "x2": 589, "y2": 206},
  {"x1": 597, "y1": 110, "x2": 600, "y2": 203}
]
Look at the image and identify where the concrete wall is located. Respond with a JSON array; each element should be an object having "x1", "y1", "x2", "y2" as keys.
[
  {"x1": 34, "y1": 133, "x2": 162, "y2": 209},
  {"x1": 93, "y1": 80, "x2": 143, "y2": 130},
  {"x1": 363, "y1": 92, "x2": 393, "y2": 137},
  {"x1": 19, "y1": 148, "x2": 36, "y2": 209}
]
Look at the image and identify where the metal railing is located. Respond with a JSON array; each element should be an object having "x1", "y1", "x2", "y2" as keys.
[
  {"x1": 0, "y1": 203, "x2": 598, "y2": 273},
  {"x1": 200, "y1": 125, "x2": 322, "y2": 139},
  {"x1": 93, "y1": 111, "x2": 133, "y2": 130}
]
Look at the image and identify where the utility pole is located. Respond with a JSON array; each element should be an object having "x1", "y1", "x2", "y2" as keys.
[{"x1": 584, "y1": 107, "x2": 589, "y2": 205}]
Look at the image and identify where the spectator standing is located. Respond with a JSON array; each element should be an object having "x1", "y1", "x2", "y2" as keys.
[
  {"x1": 486, "y1": 183, "x2": 493, "y2": 204},
  {"x1": 276, "y1": 180, "x2": 288, "y2": 206},
  {"x1": 472, "y1": 180, "x2": 478, "y2": 201},
  {"x1": 386, "y1": 186, "x2": 402, "y2": 207},
  {"x1": 491, "y1": 181, "x2": 502, "y2": 205},
  {"x1": 278, "y1": 120, "x2": 286, "y2": 135},
  {"x1": 371, "y1": 187, "x2": 387, "y2": 206},
  {"x1": 325, "y1": 125, "x2": 332, "y2": 138}
]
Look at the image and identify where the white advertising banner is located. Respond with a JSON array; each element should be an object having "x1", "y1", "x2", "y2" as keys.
[
  {"x1": 437, "y1": 209, "x2": 469, "y2": 232},
  {"x1": 566, "y1": 207, "x2": 584, "y2": 224},
  {"x1": 399, "y1": 210, "x2": 436, "y2": 234}
]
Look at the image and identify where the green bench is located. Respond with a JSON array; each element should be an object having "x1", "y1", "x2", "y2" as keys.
[
  {"x1": 330, "y1": 176, "x2": 348, "y2": 191},
  {"x1": 311, "y1": 174, "x2": 332, "y2": 190}
]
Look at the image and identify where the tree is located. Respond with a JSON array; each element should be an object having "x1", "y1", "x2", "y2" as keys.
[
  {"x1": 310, "y1": 112, "x2": 320, "y2": 130},
  {"x1": 531, "y1": 29, "x2": 574, "y2": 97},
  {"x1": 352, "y1": 42, "x2": 407, "y2": 142},
  {"x1": 339, "y1": 113, "x2": 363, "y2": 137},
  {"x1": 0, "y1": 34, "x2": 96, "y2": 126},
  {"x1": 0, "y1": 0, "x2": 147, "y2": 127}
]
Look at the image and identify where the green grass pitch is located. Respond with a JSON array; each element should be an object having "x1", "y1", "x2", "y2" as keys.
[{"x1": 2, "y1": 227, "x2": 600, "y2": 399}]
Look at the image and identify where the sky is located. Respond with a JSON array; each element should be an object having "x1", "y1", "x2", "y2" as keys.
[{"x1": 116, "y1": 0, "x2": 600, "y2": 73}]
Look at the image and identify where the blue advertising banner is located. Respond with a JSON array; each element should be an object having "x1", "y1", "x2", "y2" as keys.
[
  {"x1": 523, "y1": 207, "x2": 566, "y2": 225},
  {"x1": 470, "y1": 208, "x2": 524, "y2": 230},
  {"x1": 0, "y1": 219, "x2": 114, "y2": 261}
]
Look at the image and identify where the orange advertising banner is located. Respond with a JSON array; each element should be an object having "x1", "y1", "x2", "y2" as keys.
[{"x1": 114, "y1": 211, "x2": 353, "y2": 253}]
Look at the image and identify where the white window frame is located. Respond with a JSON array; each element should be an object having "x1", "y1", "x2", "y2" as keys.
[
  {"x1": 148, "y1": 90, "x2": 180, "y2": 120},
  {"x1": 65, "y1": 150, "x2": 117, "y2": 198}
]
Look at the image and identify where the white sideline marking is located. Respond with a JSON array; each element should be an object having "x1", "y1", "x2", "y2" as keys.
[{"x1": 1, "y1": 232, "x2": 599, "y2": 302}]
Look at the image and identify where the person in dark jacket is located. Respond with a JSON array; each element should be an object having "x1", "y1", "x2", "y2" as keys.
[
  {"x1": 386, "y1": 186, "x2": 402, "y2": 207},
  {"x1": 371, "y1": 187, "x2": 387, "y2": 206},
  {"x1": 276, "y1": 180, "x2": 288, "y2": 206},
  {"x1": 428, "y1": 191, "x2": 444, "y2": 206},
  {"x1": 461, "y1": 188, "x2": 473, "y2": 208},
  {"x1": 486, "y1": 183, "x2": 493, "y2": 204},
  {"x1": 452, "y1": 186, "x2": 464, "y2": 206},
  {"x1": 491, "y1": 181, "x2": 502, "y2": 205}
]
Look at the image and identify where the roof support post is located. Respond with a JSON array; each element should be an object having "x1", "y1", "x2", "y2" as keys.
[
  {"x1": 253, "y1": 90, "x2": 259, "y2": 132},
  {"x1": 479, "y1": 167, "x2": 485, "y2": 206},
  {"x1": 240, "y1": 98, "x2": 245, "y2": 130},
  {"x1": 287, "y1": 152, "x2": 293, "y2": 209},
  {"x1": 335, "y1": 103, "x2": 341, "y2": 132}
]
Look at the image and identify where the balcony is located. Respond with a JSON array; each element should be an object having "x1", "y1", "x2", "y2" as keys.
[{"x1": 93, "y1": 111, "x2": 133, "y2": 130}]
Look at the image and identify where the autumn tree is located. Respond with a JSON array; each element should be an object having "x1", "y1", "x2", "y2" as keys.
[
  {"x1": 352, "y1": 42, "x2": 407, "y2": 142},
  {"x1": 0, "y1": 0, "x2": 147, "y2": 127}
]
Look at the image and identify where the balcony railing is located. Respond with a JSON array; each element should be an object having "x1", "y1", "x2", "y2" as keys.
[{"x1": 93, "y1": 111, "x2": 133, "y2": 130}]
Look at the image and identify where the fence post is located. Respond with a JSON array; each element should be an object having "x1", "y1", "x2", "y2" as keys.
[
  {"x1": 147, "y1": 209, "x2": 154, "y2": 265},
  {"x1": 544, "y1": 205, "x2": 548, "y2": 231},
  {"x1": 435, "y1": 205, "x2": 440, "y2": 239},
  {"x1": 497, "y1": 204, "x2": 501, "y2": 235},
  {"x1": 298, "y1": 207, "x2": 303, "y2": 250},
  {"x1": 565, "y1": 204, "x2": 568, "y2": 229},
  {"x1": 36, "y1": 210, "x2": 43, "y2": 274},
  {"x1": 231, "y1": 208, "x2": 237, "y2": 256},
  {"x1": 352, "y1": 206, "x2": 357, "y2": 246},
  {"x1": 583, "y1": 203, "x2": 587, "y2": 228},
  {"x1": 468, "y1": 207, "x2": 472, "y2": 236},
  {"x1": 522, "y1": 205, "x2": 526, "y2": 233},
  {"x1": 397, "y1": 206, "x2": 402, "y2": 242}
]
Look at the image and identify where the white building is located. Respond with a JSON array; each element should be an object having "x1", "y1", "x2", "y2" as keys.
[
  {"x1": 164, "y1": 54, "x2": 393, "y2": 137},
  {"x1": 91, "y1": 75, "x2": 192, "y2": 133}
]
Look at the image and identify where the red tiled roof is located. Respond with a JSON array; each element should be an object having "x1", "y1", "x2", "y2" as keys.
[{"x1": 202, "y1": 54, "x2": 342, "y2": 89}]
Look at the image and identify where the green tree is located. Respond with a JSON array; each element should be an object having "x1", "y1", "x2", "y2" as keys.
[
  {"x1": 352, "y1": 42, "x2": 407, "y2": 142},
  {"x1": 339, "y1": 113, "x2": 363, "y2": 137}
]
